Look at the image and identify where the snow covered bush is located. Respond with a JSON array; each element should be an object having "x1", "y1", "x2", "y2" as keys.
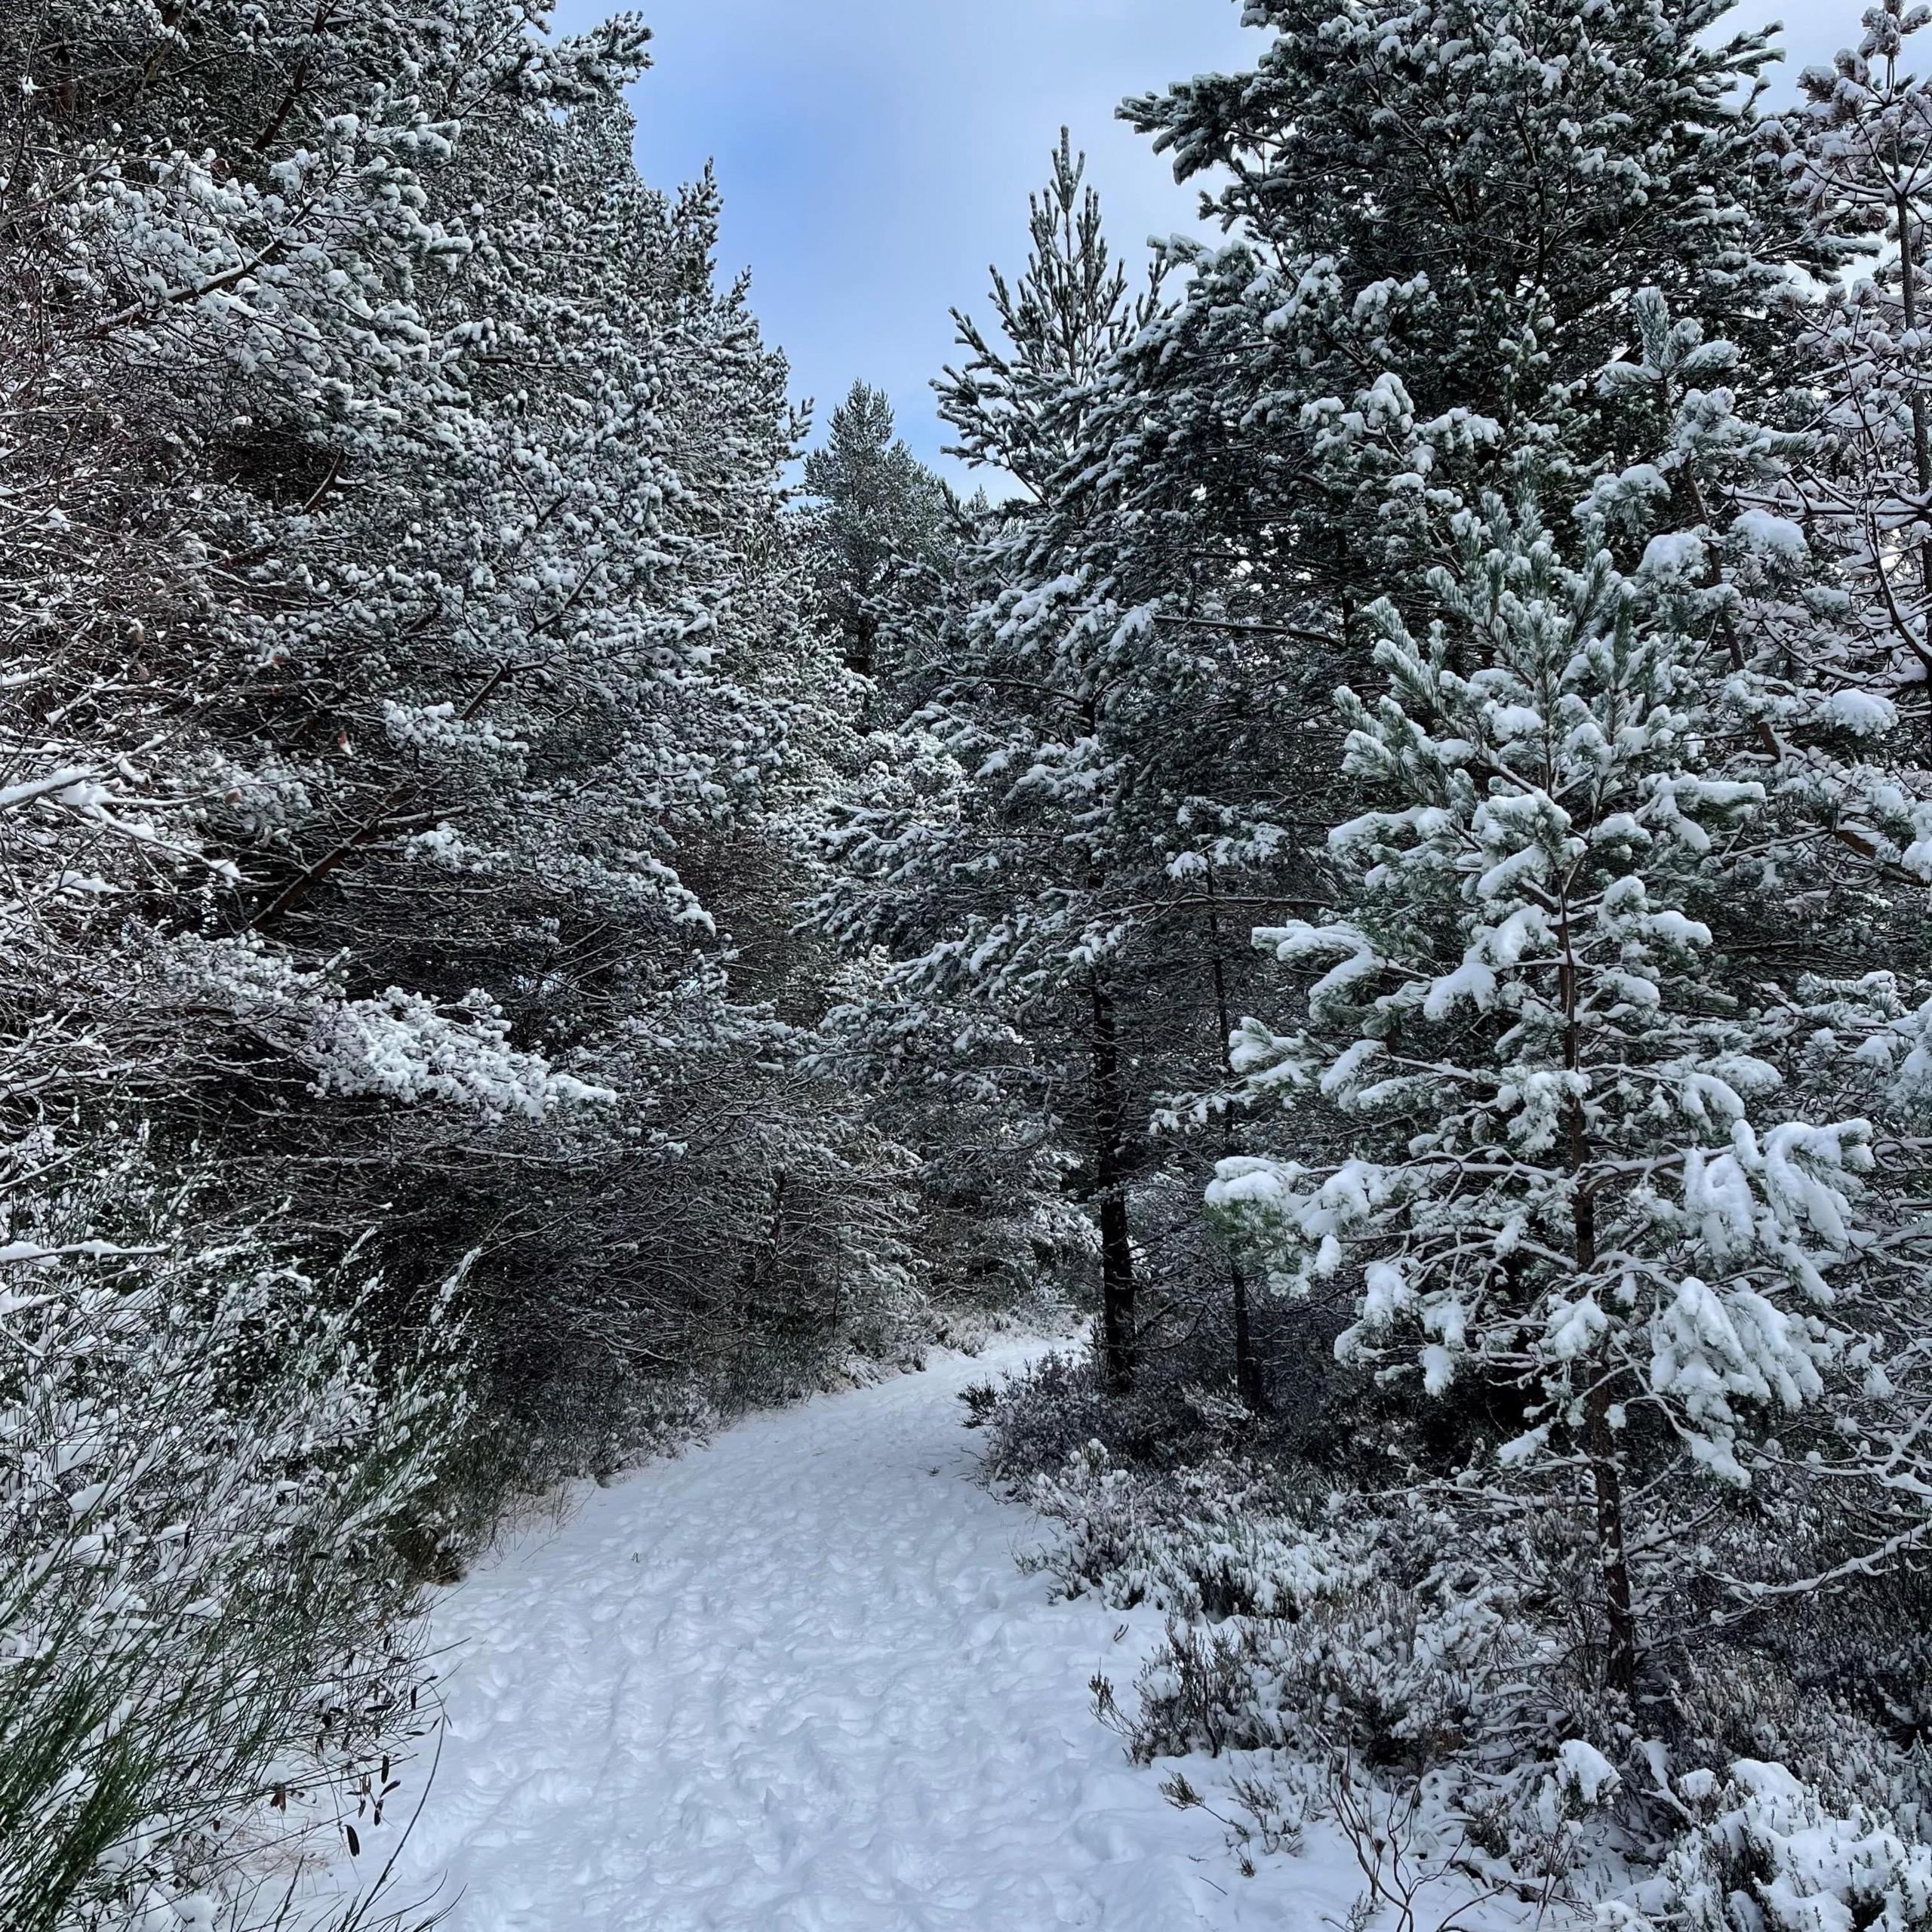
[
  {"x1": 1023, "y1": 1446, "x2": 1558, "y2": 1777},
  {"x1": 979, "y1": 1284, "x2": 1359, "y2": 1494},
  {"x1": 1022, "y1": 1438, "x2": 1362, "y2": 1620},
  {"x1": 1612, "y1": 1761, "x2": 1932, "y2": 1932},
  {"x1": 980, "y1": 1349, "x2": 1244, "y2": 1489},
  {"x1": 0, "y1": 1147, "x2": 463, "y2": 1932},
  {"x1": 1117, "y1": 1565, "x2": 1543, "y2": 1775},
  {"x1": 0, "y1": 1147, "x2": 463, "y2": 1931}
]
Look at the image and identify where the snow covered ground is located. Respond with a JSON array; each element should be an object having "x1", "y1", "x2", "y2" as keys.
[{"x1": 322, "y1": 1337, "x2": 1365, "y2": 1931}]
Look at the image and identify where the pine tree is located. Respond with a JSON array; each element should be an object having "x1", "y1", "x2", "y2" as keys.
[
  {"x1": 802, "y1": 381, "x2": 951, "y2": 684},
  {"x1": 1774, "y1": 0, "x2": 1932, "y2": 750},
  {"x1": 817, "y1": 135, "x2": 1171, "y2": 1389},
  {"x1": 974, "y1": 0, "x2": 1861, "y2": 1422},
  {"x1": 1, "y1": 0, "x2": 920, "y2": 1447},
  {"x1": 1211, "y1": 289, "x2": 1932, "y2": 1691},
  {"x1": 2, "y1": 9, "x2": 921, "y2": 1912},
  {"x1": 1075, "y1": 0, "x2": 1814, "y2": 725}
]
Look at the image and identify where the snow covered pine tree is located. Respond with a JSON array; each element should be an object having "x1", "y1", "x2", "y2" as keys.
[
  {"x1": 983, "y1": 0, "x2": 1932, "y2": 1902},
  {"x1": 2, "y1": 1, "x2": 918, "y2": 1921},
  {"x1": 1209, "y1": 287, "x2": 1929, "y2": 1695}
]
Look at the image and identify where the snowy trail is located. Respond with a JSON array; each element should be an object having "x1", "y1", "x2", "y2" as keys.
[{"x1": 341, "y1": 1338, "x2": 1341, "y2": 1931}]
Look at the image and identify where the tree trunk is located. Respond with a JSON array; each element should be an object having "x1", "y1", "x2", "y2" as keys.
[
  {"x1": 1584, "y1": 1371, "x2": 1639, "y2": 1697},
  {"x1": 1562, "y1": 915, "x2": 1638, "y2": 1695},
  {"x1": 738, "y1": 1168, "x2": 787, "y2": 1331},
  {"x1": 850, "y1": 609, "x2": 877, "y2": 679},
  {"x1": 1207, "y1": 869, "x2": 1267, "y2": 1413},
  {"x1": 1229, "y1": 1259, "x2": 1265, "y2": 1414},
  {"x1": 1090, "y1": 980, "x2": 1136, "y2": 1395},
  {"x1": 1897, "y1": 189, "x2": 1932, "y2": 618}
]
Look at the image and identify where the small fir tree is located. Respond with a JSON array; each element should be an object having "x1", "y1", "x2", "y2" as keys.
[{"x1": 1211, "y1": 293, "x2": 1929, "y2": 1690}]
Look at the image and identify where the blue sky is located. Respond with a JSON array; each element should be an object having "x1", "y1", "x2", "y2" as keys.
[{"x1": 551, "y1": 2, "x2": 1870, "y2": 485}]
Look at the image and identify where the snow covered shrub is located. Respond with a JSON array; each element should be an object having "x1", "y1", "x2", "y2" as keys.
[
  {"x1": 982, "y1": 1344, "x2": 1261, "y2": 1495},
  {"x1": 981, "y1": 1300, "x2": 1358, "y2": 1489},
  {"x1": 1112, "y1": 1519, "x2": 1550, "y2": 1775},
  {"x1": 1612, "y1": 1761, "x2": 1932, "y2": 1932},
  {"x1": 1015, "y1": 1427, "x2": 1580, "y2": 1778},
  {"x1": 1651, "y1": 1634, "x2": 1932, "y2": 1835},
  {"x1": 0, "y1": 1152, "x2": 463, "y2": 1932},
  {"x1": 1774, "y1": 1574, "x2": 1932, "y2": 1754},
  {"x1": 1023, "y1": 1441, "x2": 1359, "y2": 1619},
  {"x1": 980, "y1": 1352, "x2": 1118, "y2": 1484}
]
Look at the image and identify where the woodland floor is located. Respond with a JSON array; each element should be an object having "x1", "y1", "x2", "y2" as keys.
[{"x1": 316, "y1": 1336, "x2": 1364, "y2": 1930}]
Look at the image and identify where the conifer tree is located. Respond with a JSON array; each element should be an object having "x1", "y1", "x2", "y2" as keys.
[
  {"x1": 1075, "y1": 0, "x2": 1814, "y2": 719},
  {"x1": 817, "y1": 135, "x2": 1173, "y2": 1389},
  {"x1": 803, "y1": 382, "x2": 950, "y2": 684},
  {"x1": 1774, "y1": 0, "x2": 1932, "y2": 748},
  {"x1": 1, "y1": 11, "x2": 921, "y2": 1911},
  {"x1": 0, "y1": 0, "x2": 918, "y2": 1450},
  {"x1": 1211, "y1": 288, "x2": 1932, "y2": 1690},
  {"x1": 958, "y1": 0, "x2": 1861, "y2": 1421}
]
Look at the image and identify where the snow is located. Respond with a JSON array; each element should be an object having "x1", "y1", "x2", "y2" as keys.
[
  {"x1": 1638, "y1": 530, "x2": 1706, "y2": 578},
  {"x1": 1730, "y1": 509, "x2": 1808, "y2": 564},
  {"x1": 1558, "y1": 1739, "x2": 1620, "y2": 1806},
  {"x1": 321, "y1": 1340, "x2": 1345, "y2": 1930},
  {"x1": 1820, "y1": 689, "x2": 1897, "y2": 737}
]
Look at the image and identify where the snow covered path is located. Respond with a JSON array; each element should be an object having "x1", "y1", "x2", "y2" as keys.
[{"x1": 346, "y1": 1338, "x2": 1337, "y2": 1931}]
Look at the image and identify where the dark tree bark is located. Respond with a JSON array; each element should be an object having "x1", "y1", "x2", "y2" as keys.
[
  {"x1": 1208, "y1": 869, "x2": 1268, "y2": 1413},
  {"x1": 1561, "y1": 911, "x2": 1638, "y2": 1696},
  {"x1": 1090, "y1": 980, "x2": 1137, "y2": 1395}
]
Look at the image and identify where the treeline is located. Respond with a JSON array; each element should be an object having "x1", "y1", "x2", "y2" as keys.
[
  {"x1": 11, "y1": 0, "x2": 1932, "y2": 1924},
  {"x1": 0, "y1": 3, "x2": 939, "y2": 1923},
  {"x1": 826, "y1": 0, "x2": 1932, "y2": 1918}
]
